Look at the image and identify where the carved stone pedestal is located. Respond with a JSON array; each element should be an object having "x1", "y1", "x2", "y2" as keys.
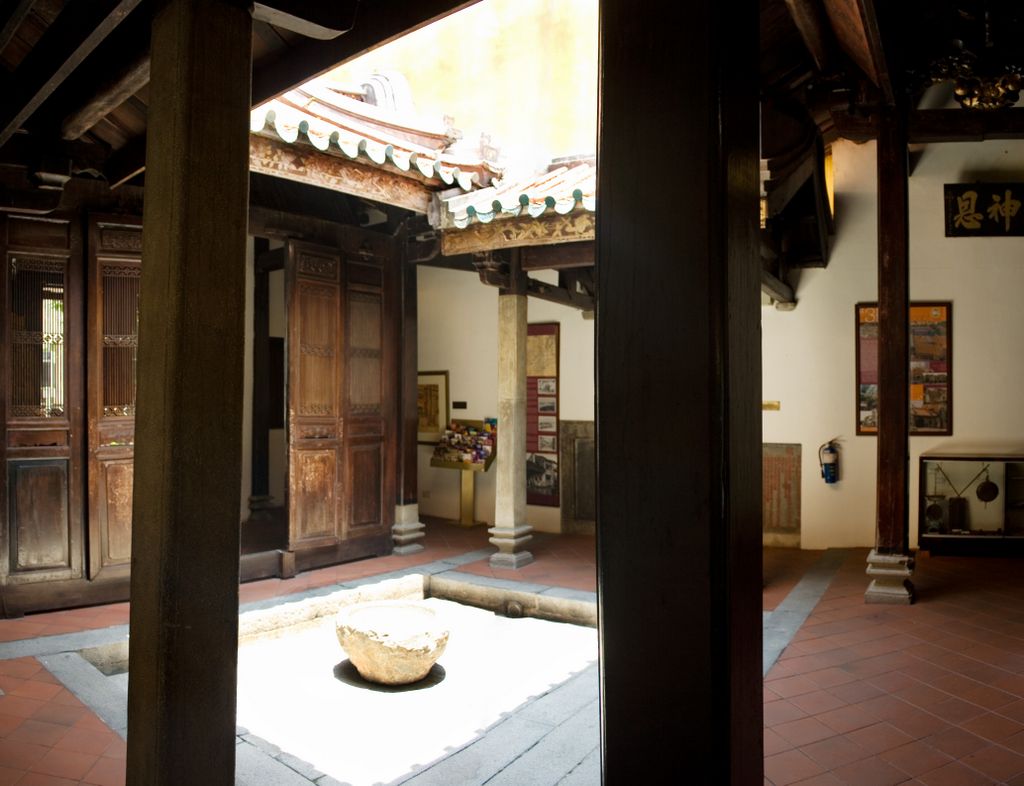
[
  {"x1": 392, "y1": 503, "x2": 425, "y2": 555},
  {"x1": 488, "y1": 525, "x2": 535, "y2": 569},
  {"x1": 864, "y1": 550, "x2": 915, "y2": 605}
]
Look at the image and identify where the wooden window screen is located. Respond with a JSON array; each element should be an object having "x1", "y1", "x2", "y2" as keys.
[
  {"x1": 101, "y1": 264, "x2": 141, "y2": 417},
  {"x1": 8, "y1": 255, "x2": 67, "y2": 419}
]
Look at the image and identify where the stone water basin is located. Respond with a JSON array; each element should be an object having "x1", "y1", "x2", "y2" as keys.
[{"x1": 335, "y1": 599, "x2": 449, "y2": 685}]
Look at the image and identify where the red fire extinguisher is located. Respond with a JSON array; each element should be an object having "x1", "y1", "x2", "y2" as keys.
[{"x1": 819, "y1": 439, "x2": 840, "y2": 484}]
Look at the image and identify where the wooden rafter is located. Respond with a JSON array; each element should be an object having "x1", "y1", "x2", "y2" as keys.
[
  {"x1": 0, "y1": 0, "x2": 142, "y2": 148},
  {"x1": 0, "y1": 0, "x2": 36, "y2": 54},
  {"x1": 251, "y1": 0, "x2": 481, "y2": 105},
  {"x1": 783, "y1": 0, "x2": 833, "y2": 71},
  {"x1": 61, "y1": 51, "x2": 150, "y2": 140}
]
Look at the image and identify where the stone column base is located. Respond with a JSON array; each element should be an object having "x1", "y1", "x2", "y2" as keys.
[
  {"x1": 392, "y1": 503, "x2": 425, "y2": 555},
  {"x1": 864, "y1": 549, "x2": 915, "y2": 605},
  {"x1": 488, "y1": 524, "x2": 534, "y2": 569}
]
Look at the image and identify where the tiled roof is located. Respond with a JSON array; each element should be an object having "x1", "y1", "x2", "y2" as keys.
[
  {"x1": 437, "y1": 160, "x2": 596, "y2": 229},
  {"x1": 249, "y1": 82, "x2": 597, "y2": 229},
  {"x1": 250, "y1": 86, "x2": 499, "y2": 192}
]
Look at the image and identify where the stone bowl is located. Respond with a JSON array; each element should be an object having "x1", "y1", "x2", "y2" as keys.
[{"x1": 335, "y1": 600, "x2": 449, "y2": 685}]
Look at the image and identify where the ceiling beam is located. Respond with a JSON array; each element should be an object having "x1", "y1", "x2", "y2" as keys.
[
  {"x1": 251, "y1": 0, "x2": 481, "y2": 105},
  {"x1": 832, "y1": 108, "x2": 1024, "y2": 143},
  {"x1": 821, "y1": 0, "x2": 892, "y2": 104},
  {"x1": 0, "y1": 0, "x2": 142, "y2": 148},
  {"x1": 0, "y1": 0, "x2": 36, "y2": 54},
  {"x1": 522, "y1": 241, "x2": 594, "y2": 270},
  {"x1": 61, "y1": 51, "x2": 150, "y2": 140},
  {"x1": 783, "y1": 0, "x2": 832, "y2": 71}
]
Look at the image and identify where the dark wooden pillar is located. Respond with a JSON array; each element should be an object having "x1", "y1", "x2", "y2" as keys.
[
  {"x1": 874, "y1": 104, "x2": 910, "y2": 553},
  {"x1": 596, "y1": 0, "x2": 761, "y2": 782},
  {"x1": 865, "y1": 102, "x2": 915, "y2": 603},
  {"x1": 251, "y1": 237, "x2": 271, "y2": 502},
  {"x1": 126, "y1": 1, "x2": 251, "y2": 783}
]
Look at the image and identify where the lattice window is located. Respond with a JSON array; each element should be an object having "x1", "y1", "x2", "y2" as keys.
[
  {"x1": 101, "y1": 264, "x2": 140, "y2": 417},
  {"x1": 8, "y1": 256, "x2": 67, "y2": 419}
]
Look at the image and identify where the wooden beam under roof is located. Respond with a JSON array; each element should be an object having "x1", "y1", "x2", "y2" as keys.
[
  {"x1": 0, "y1": 0, "x2": 36, "y2": 54},
  {"x1": 251, "y1": 0, "x2": 480, "y2": 105},
  {"x1": 0, "y1": 0, "x2": 142, "y2": 148},
  {"x1": 821, "y1": 0, "x2": 892, "y2": 104},
  {"x1": 441, "y1": 211, "x2": 595, "y2": 255},
  {"x1": 248, "y1": 134, "x2": 432, "y2": 213}
]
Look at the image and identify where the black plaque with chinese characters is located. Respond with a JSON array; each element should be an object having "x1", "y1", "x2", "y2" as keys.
[{"x1": 944, "y1": 183, "x2": 1024, "y2": 237}]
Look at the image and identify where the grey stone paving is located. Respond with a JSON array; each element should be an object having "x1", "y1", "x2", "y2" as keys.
[
  {"x1": 0, "y1": 546, "x2": 844, "y2": 785},
  {"x1": 762, "y1": 548, "x2": 846, "y2": 675}
]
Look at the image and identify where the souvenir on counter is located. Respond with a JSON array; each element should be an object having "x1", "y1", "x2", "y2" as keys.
[{"x1": 430, "y1": 418, "x2": 497, "y2": 470}]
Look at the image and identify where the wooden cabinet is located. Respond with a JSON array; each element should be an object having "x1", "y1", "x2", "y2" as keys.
[{"x1": 919, "y1": 443, "x2": 1024, "y2": 555}]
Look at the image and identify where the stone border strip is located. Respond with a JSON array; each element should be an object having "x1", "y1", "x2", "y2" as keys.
[{"x1": 762, "y1": 548, "x2": 847, "y2": 675}]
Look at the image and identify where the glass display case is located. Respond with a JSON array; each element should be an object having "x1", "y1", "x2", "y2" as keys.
[{"x1": 919, "y1": 443, "x2": 1024, "y2": 555}]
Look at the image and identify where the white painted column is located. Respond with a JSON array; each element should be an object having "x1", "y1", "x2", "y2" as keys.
[{"x1": 489, "y1": 291, "x2": 534, "y2": 568}]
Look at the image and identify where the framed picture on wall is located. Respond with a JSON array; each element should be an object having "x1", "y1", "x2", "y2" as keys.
[
  {"x1": 856, "y1": 302, "x2": 952, "y2": 436},
  {"x1": 417, "y1": 370, "x2": 450, "y2": 444}
]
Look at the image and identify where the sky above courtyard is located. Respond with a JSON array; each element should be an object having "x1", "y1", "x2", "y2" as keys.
[{"x1": 326, "y1": 0, "x2": 598, "y2": 168}]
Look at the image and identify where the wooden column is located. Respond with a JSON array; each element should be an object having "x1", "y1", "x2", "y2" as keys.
[
  {"x1": 866, "y1": 102, "x2": 915, "y2": 603},
  {"x1": 393, "y1": 252, "x2": 425, "y2": 553},
  {"x1": 597, "y1": 0, "x2": 762, "y2": 781},
  {"x1": 489, "y1": 253, "x2": 533, "y2": 568},
  {"x1": 125, "y1": 2, "x2": 251, "y2": 783},
  {"x1": 250, "y1": 237, "x2": 271, "y2": 503}
]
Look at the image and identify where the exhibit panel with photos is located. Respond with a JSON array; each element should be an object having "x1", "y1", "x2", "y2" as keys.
[
  {"x1": 857, "y1": 302, "x2": 952, "y2": 436},
  {"x1": 527, "y1": 323, "x2": 559, "y2": 506}
]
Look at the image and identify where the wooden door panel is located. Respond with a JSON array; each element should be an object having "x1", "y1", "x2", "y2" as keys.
[
  {"x1": 99, "y1": 459, "x2": 133, "y2": 564},
  {"x1": 347, "y1": 440, "x2": 383, "y2": 532},
  {"x1": 287, "y1": 243, "x2": 344, "y2": 551},
  {"x1": 290, "y1": 448, "x2": 338, "y2": 544},
  {"x1": 2, "y1": 214, "x2": 84, "y2": 588},
  {"x1": 86, "y1": 216, "x2": 142, "y2": 580},
  {"x1": 9, "y1": 460, "x2": 70, "y2": 573}
]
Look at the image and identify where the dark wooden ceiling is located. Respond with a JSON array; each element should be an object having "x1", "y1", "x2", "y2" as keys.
[{"x1": 1, "y1": 0, "x2": 1022, "y2": 298}]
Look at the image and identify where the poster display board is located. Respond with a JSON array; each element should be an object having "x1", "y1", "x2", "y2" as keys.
[
  {"x1": 856, "y1": 302, "x2": 952, "y2": 436},
  {"x1": 526, "y1": 323, "x2": 559, "y2": 506}
]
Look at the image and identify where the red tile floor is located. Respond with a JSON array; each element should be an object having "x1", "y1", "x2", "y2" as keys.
[
  {"x1": 4, "y1": 528, "x2": 1024, "y2": 784},
  {"x1": 765, "y1": 549, "x2": 1024, "y2": 785}
]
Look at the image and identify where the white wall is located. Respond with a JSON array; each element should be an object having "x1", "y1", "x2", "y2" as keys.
[
  {"x1": 762, "y1": 138, "x2": 1024, "y2": 549},
  {"x1": 417, "y1": 266, "x2": 595, "y2": 532}
]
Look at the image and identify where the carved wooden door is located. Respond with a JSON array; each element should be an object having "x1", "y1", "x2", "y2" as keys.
[
  {"x1": 339, "y1": 228, "x2": 396, "y2": 546},
  {"x1": 287, "y1": 242, "x2": 345, "y2": 550},
  {"x1": 86, "y1": 216, "x2": 142, "y2": 580},
  {"x1": 1, "y1": 215, "x2": 85, "y2": 589},
  {"x1": 286, "y1": 232, "x2": 396, "y2": 558}
]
